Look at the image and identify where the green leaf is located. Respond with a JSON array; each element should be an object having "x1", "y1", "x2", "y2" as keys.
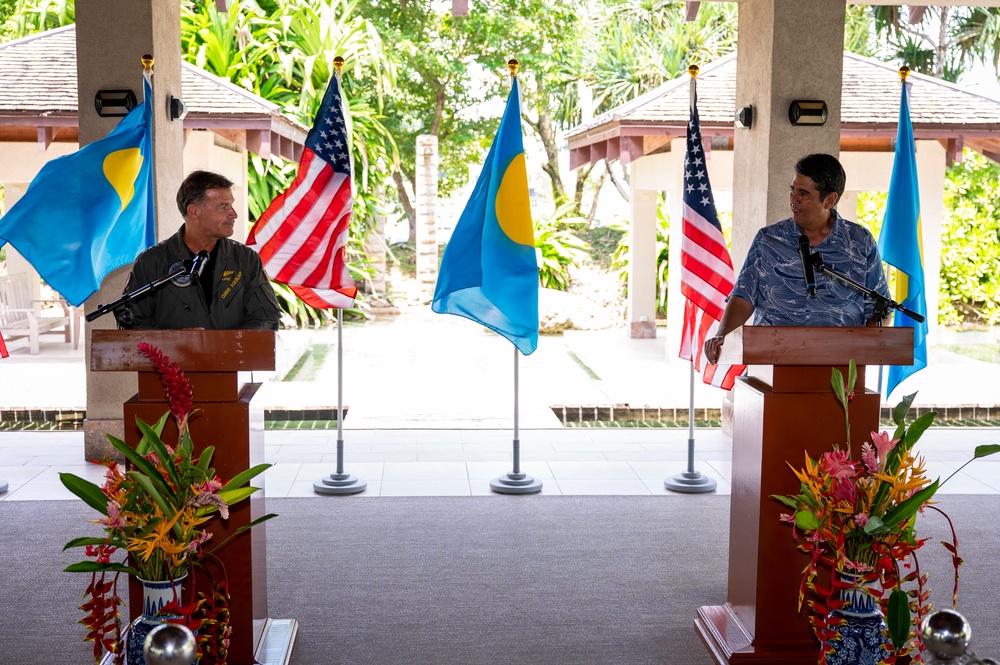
[
  {"x1": 108, "y1": 435, "x2": 177, "y2": 503},
  {"x1": 59, "y1": 473, "x2": 109, "y2": 514},
  {"x1": 63, "y1": 536, "x2": 126, "y2": 550},
  {"x1": 64, "y1": 561, "x2": 137, "y2": 575},
  {"x1": 794, "y1": 509, "x2": 820, "y2": 531},
  {"x1": 862, "y1": 515, "x2": 885, "y2": 535},
  {"x1": 847, "y1": 359, "x2": 857, "y2": 394},
  {"x1": 974, "y1": 444, "x2": 1000, "y2": 459},
  {"x1": 136, "y1": 412, "x2": 170, "y2": 456},
  {"x1": 221, "y1": 463, "x2": 272, "y2": 492},
  {"x1": 879, "y1": 480, "x2": 939, "y2": 529},
  {"x1": 197, "y1": 446, "x2": 216, "y2": 472},
  {"x1": 891, "y1": 392, "x2": 918, "y2": 425},
  {"x1": 831, "y1": 367, "x2": 847, "y2": 407},
  {"x1": 136, "y1": 418, "x2": 183, "y2": 490},
  {"x1": 771, "y1": 494, "x2": 800, "y2": 509},
  {"x1": 886, "y1": 587, "x2": 912, "y2": 649},
  {"x1": 216, "y1": 486, "x2": 260, "y2": 506}
]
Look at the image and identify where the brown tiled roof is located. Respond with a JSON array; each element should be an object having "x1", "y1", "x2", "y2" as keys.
[
  {"x1": 566, "y1": 51, "x2": 1000, "y2": 167},
  {"x1": 0, "y1": 25, "x2": 308, "y2": 161}
]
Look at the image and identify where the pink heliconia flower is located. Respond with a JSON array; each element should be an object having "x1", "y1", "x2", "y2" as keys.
[
  {"x1": 187, "y1": 530, "x2": 213, "y2": 553},
  {"x1": 194, "y1": 479, "x2": 223, "y2": 494},
  {"x1": 822, "y1": 449, "x2": 857, "y2": 479},
  {"x1": 871, "y1": 431, "x2": 900, "y2": 471},
  {"x1": 99, "y1": 501, "x2": 126, "y2": 529},
  {"x1": 861, "y1": 442, "x2": 879, "y2": 473},
  {"x1": 190, "y1": 491, "x2": 229, "y2": 520},
  {"x1": 833, "y1": 478, "x2": 857, "y2": 503},
  {"x1": 855, "y1": 513, "x2": 869, "y2": 527},
  {"x1": 779, "y1": 513, "x2": 796, "y2": 524}
]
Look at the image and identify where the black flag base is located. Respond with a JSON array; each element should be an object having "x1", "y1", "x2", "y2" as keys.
[
  {"x1": 490, "y1": 471, "x2": 543, "y2": 495},
  {"x1": 664, "y1": 470, "x2": 717, "y2": 494}
]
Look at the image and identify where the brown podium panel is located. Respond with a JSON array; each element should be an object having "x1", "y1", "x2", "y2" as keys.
[
  {"x1": 698, "y1": 326, "x2": 914, "y2": 664},
  {"x1": 92, "y1": 330, "x2": 278, "y2": 665}
]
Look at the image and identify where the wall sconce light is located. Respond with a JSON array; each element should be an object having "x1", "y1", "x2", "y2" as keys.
[
  {"x1": 169, "y1": 96, "x2": 189, "y2": 122},
  {"x1": 788, "y1": 100, "x2": 828, "y2": 126},
  {"x1": 735, "y1": 105, "x2": 753, "y2": 129},
  {"x1": 94, "y1": 89, "x2": 137, "y2": 117}
]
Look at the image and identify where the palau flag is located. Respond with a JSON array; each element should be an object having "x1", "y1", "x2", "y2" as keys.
[
  {"x1": 878, "y1": 75, "x2": 928, "y2": 398},
  {"x1": 432, "y1": 74, "x2": 539, "y2": 355},
  {"x1": 0, "y1": 69, "x2": 155, "y2": 307}
]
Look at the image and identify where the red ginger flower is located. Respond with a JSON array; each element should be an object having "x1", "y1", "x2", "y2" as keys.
[{"x1": 137, "y1": 342, "x2": 194, "y2": 433}]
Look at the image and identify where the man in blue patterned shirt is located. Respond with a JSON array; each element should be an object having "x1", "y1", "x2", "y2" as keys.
[{"x1": 704, "y1": 154, "x2": 890, "y2": 364}]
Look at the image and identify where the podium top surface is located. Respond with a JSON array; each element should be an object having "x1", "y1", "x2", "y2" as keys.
[
  {"x1": 717, "y1": 326, "x2": 914, "y2": 367},
  {"x1": 91, "y1": 329, "x2": 276, "y2": 372}
]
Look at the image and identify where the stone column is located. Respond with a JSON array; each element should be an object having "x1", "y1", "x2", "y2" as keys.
[
  {"x1": 731, "y1": 0, "x2": 847, "y2": 262},
  {"x1": 77, "y1": 0, "x2": 184, "y2": 458},
  {"x1": 415, "y1": 134, "x2": 438, "y2": 296}
]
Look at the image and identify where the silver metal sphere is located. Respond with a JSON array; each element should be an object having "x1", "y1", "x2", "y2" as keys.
[
  {"x1": 143, "y1": 623, "x2": 197, "y2": 665},
  {"x1": 921, "y1": 609, "x2": 972, "y2": 659}
]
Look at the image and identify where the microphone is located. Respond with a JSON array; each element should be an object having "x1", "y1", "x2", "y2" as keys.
[
  {"x1": 188, "y1": 250, "x2": 210, "y2": 279},
  {"x1": 797, "y1": 234, "x2": 817, "y2": 298}
]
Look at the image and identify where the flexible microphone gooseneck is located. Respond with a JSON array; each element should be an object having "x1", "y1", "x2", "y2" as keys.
[{"x1": 797, "y1": 234, "x2": 817, "y2": 298}]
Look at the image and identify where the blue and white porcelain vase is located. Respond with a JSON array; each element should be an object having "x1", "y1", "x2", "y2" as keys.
[
  {"x1": 126, "y1": 574, "x2": 187, "y2": 665},
  {"x1": 826, "y1": 571, "x2": 892, "y2": 665}
]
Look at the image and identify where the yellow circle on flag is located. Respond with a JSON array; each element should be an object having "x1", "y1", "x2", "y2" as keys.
[
  {"x1": 103, "y1": 148, "x2": 144, "y2": 212},
  {"x1": 496, "y1": 153, "x2": 533, "y2": 246}
]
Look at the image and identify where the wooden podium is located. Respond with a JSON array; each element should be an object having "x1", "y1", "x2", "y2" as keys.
[
  {"x1": 695, "y1": 326, "x2": 913, "y2": 664},
  {"x1": 92, "y1": 329, "x2": 296, "y2": 665}
]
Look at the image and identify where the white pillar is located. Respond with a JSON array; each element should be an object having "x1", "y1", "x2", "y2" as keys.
[{"x1": 627, "y1": 155, "x2": 659, "y2": 338}]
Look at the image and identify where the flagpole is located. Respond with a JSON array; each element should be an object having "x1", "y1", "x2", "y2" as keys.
[
  {"x1": 314, "y1": 307, "x2": 367, "y2": 494},
  {"x1": 490, "y1": 336, "x2": 542, "y2": 494},
  {"x1": 665, "y1": 65, "x2": 717, "y2": 494}
]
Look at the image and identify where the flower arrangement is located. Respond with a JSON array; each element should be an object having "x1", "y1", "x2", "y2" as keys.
[
  {"x1": 60, "y1": 342, "x2": 275, "y2": 663},
  {"x1": 773, "y1": 360, "x2": 998, "y2": 662}
]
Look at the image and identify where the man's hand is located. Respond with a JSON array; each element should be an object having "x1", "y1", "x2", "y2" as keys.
[{"x1": 704, "y1": 334, "x2": 725, "y2": 364}]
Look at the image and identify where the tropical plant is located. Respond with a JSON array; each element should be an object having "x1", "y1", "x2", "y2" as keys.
[
  {"x1": 773, "y1": 360, "x2": 999, "y2": 660},
  {"x1": 59, "y1": 343, "x2": 275, "y2": 663},
  {"x1": 534, "y1": 202, "x2": 591, "y2": 291},
  {"x1": 870, "y1": 5, "x2": 1000, "y2": 82},
  {"x1": 939, "y1": 151, "x2": 1000, "y2": 326}
]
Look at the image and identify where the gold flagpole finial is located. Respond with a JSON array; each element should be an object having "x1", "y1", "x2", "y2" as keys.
[
  {"x1": 898, "y1": 66, "x2": 911, "y2": 82},
  {"x1": 141, "y1": 54, "x2": 154, "y2": 73},
  {"x1": 507, "y1": 58, "x2": 519, "y2": 78},
  {"x1": 688, "y1": 64, "x2": 699, "y2": 79},
  {"x1": 333, "y1": 56, "x2": 345, "y2": 72}
]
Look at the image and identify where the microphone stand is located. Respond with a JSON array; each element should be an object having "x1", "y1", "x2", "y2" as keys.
[
  {"x1": 808, "y1": 251, "x2": 925, "y2": 325},
  {"x1": 86, "y1": 263, "x2": 191, "y2": 326}
]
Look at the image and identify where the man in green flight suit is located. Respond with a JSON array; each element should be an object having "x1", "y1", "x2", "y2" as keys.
[{"x1": 124, "y1": 170, "x2": 281, "y2": 330}]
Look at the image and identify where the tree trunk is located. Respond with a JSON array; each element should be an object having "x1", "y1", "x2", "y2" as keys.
[{"x1": 393, "y1": 170, "x2": 417, "y2": 243}]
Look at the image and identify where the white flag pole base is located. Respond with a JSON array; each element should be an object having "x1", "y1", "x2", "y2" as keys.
[
  {"x1": 314, "y1": 471, "x2": 367, "y2": 495},
  {"x1": 664, "y1": 470, "x2": 717, "y2": 493}
]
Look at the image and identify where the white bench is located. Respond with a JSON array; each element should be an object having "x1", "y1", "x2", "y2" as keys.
[{"x1": 0, "y1": 273, "x2": 76, "y2": 355}]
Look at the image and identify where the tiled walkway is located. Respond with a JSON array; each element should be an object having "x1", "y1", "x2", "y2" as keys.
[{"x1": 2, "y1": 311, "x2": 999, "y2": 499}]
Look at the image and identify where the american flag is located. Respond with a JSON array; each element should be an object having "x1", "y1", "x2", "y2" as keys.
[
  {"x1": 678, "y1": 89, "x2": 745, "y2": 390},
  {"x1": 247, "y1": 70, "x2": 358, "y2": 309}
]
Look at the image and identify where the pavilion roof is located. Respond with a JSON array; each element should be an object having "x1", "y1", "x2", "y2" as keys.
[
  {"x1": 0, "y1": 25, "x2": 308, "y2": 162},
  {"x1": 565, "y1": 51, "x2": 1000, "y2": 168}
]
